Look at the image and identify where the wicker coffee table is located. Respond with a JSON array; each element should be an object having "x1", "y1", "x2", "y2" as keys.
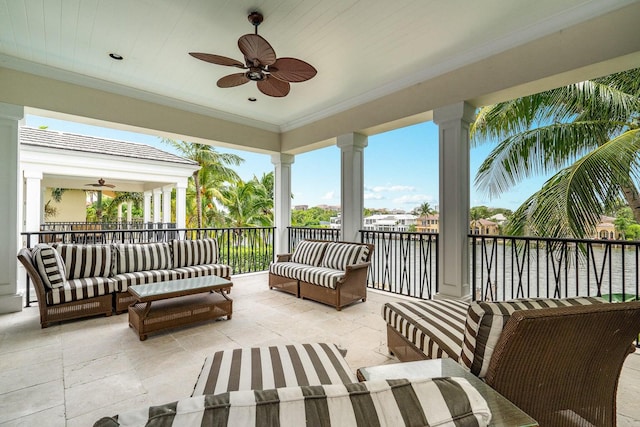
[{"x1": 128, "y1": 276, "x2": 232, "y2": 341}]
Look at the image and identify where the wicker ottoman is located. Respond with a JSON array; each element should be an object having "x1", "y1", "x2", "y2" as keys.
[{"x1": 192, "y1": 343, "x2": 357, "y2": 396}]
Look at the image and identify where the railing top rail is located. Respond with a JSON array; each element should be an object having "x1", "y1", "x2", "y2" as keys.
[{"x1": 468, "y1": 233, "x2": 637, "y2": 245}]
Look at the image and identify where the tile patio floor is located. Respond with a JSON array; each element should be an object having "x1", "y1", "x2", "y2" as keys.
[{"x1": 0, "y1": 272, "x2": 639, "y2": 426}]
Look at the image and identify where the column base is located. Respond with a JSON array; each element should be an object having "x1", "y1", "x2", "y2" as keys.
[
  {"x1": 435, "y1": 283, "x2": 472, "y2": 302},
  {"x1": 0, "y1": 293, "x2": 23, "y2": 313}
]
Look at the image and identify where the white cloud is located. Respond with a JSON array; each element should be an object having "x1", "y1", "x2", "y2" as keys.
[
  {"x1": 366, "y1": 185, "x2": 416, "y2": 193},
  {"x1": 364, "y1": 192, "x2": 385, "y2": 200},
  {"x1": 321, "y1": 191, "x2": 335, "y2": 200},
  {"x1": 392, "y1": 194, "x2": 435, "y2": 205}
]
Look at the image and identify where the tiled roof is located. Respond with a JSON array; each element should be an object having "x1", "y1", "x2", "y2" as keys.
[{"x1": 19, "y1": 127, "x2": 198, "y2": 166}]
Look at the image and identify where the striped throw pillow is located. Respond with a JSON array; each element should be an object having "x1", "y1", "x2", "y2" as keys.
[
  {"x1": 460, "y1": 296, "x2": 605, "y2": 378},
  {"x1": 112, "y1": 243, "x2": 172, "y2": 274},
  {"x1": 320, "y1": 242, "x2": 370, "y2": 270},
  {"x1": 290, "y1": 240, "x2": 328, "y2": 266},
  {"x1": 171, "y1": 239, "x2": 219, "y2": 268},
  {"x1": 98, "y1": 377, "x2": 491, "y2": 427},
  {"x1": 32, "y1": 244, "x2": 67, "y2": 289},
  {"x1": 54, "y1": 244, "x2": 112, "y2": 279}
]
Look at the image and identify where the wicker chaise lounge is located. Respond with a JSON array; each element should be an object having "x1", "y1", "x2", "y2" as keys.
[{"x1": 383, "y1": 298, "x2": 640, "y2": 427}]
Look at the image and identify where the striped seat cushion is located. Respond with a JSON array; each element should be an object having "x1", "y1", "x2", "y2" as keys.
[
  {"x1": 290, "y1": 240, "x2": 328, "y2": 266},
  {"x1": 32, "y1": 244, "x2": 67, "y2": 288},
  {"x1": 269, "y1": 262, "x2": 308, "y2": 281},
  {"x1": 383, "y1": 299, "x2": 468, "y2": 360},
  {"x1": 192, "y1": 343, "x2": 357, "y2": 397},
  {"x1": 297, "y1": 266, "x2": 344, "y2": 289},
  {"x1": 320, "y1": 242, "x2": 370, "y2": 270},
  {"x1": 111, "y1": 270, "x2": 180, "y2": 292},
  {"x1": 174, "y1": 264, "x2": 232, "y2": 279},
  {"x1": 112, "y1": 242, "x2": 172, "y2": 274},
  {"x1": 460, "y1": 296, "x2": 606, "y2": 378},
  {"x1": 172, "y1": 239, "x2": 219, "y2": 268},
  {"x1": 54, "y1": 244, "x2": 112, "y2": 279},
  {"x1": 45, "y1": 276, "x2": 115, "y2": 305},
  {"x1": 97, "y1": 377, "x2": 491, "y2": 427}
]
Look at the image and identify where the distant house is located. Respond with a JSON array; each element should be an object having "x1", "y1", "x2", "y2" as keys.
[
  {"x1": 363, "y1": 214, "x2": 417, "y2": 232},
  {"x1": 489, "y1": 213, "x2": 507, "y2": 224},
  {"x1": 416, "y1": 214, "x2": 439, "y2": 233},
  {"x1": 470, "y1": 218, "x2": 499, "y2": 235},
  {"x1": 595, "y1": 215, "x2": 618, "y2": 239}
]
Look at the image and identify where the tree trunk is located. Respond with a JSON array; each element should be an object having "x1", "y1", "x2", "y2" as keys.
[
  {"x1": 621, "y1": 183, "x2": 640, "y2": 224},
  {"x1": 194, "y1": 172, "x2": 202, "y2": 228}
]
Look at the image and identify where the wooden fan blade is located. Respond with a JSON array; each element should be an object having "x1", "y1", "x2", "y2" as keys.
[
  {"x1": 269, "y1": 58, "x2": 317, "y2": 82},
  {"x1": 238, "y1": 34, "x2": 276, "y2": 66},
  {"x1": 189, "y1": 52, "x2": 245, "y2": 68},
  {"x1": 217, "y1": 73, "x2": 250, "y2": 88},
  {"x1": 257, "y1": 75, "x2": 290, "y2": 97}
]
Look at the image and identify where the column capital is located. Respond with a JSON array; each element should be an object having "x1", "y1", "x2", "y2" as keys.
[
  {"x1": 433, "y1": 102, "x2": 475, "y2": 126},
  {"x1": 271, "y1": 153, "x2": 295, "y2": 166},
  {"x1": 23, "y1": 169, "x2": 43, "y2": 180},
  {"x1": 337, "y1": 132, "x2": 368, "y2": 150},
  {"x1": 0, "y1": 103, "x2": 24, "y2": 121}
]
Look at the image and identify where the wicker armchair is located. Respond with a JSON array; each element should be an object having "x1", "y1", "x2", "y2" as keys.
[
  {"x1": 484, "y1": 301, "x2": 640, "y2": 427},
  {"x1": 17, "y1": 248, "x2": 113, "y2": 328}
]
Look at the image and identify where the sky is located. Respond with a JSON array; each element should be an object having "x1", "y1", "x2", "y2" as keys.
[{"x1": 24, "y1": 114, "x2": 551, "y2": 212}]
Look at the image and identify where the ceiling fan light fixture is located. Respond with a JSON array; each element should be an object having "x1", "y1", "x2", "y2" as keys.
[{"x1": 246, "y1": 69, "x2": 265, "y2": 81}]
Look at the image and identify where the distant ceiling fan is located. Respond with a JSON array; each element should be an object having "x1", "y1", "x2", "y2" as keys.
[
  {"x1": 189, "y1": 12, "x2": 317, "y2": 97},
  {"x1": 85, "y1": 178, "x2": 115, "y2": 188}
]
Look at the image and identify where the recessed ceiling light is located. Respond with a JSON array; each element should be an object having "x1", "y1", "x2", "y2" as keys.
[
  {"x1": 109, "y1": 53, "x2": 123, "y2": 60},
  {"x1": 248, "y1": 97, "x2": 257, "y2": 102}
]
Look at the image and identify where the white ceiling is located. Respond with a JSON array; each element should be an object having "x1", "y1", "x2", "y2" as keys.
[{"x1": 1, "y1": 0, "x2": 636, "y2": 135}]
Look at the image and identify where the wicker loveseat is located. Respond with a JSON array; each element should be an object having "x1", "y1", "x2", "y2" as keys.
[
  {"x1": 383, "y1": 297, "x2": 640, "y2": 426},
  {"x1": 269, "y1": 240, "x2": 374, "y2": 310},
  {"x1": 17, "y1": 238, "x2": 232, "y2": 327}
]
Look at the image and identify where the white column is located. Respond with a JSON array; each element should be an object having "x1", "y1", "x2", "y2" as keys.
[
  {"x1": 337, "y1": 133, "x2": 367, "y2": 243},
  {"x1": 433, "y1": 102, "x2": 475, "y2": 300},
  {"x1": 175, "y1": 180, "x2": 187, "y2": 229},
  {"x1": 23, "y1": 169, "x2": 43, "y2": 234},
  {"x1": 0, "y1": 102, "x2": 24, "y2": 313},
  {"x1": 126, "y1": 201, "x2": 133, "y2": 222},
  {"x1": 143, "y1": 191, "x2": 152, "y2": 224},
  {"x1": 117, "y1": 203, "x2": 123, "y2": 222},
  {"x1": 162, "y1": 186, "x2": 172, "y2": 225},
  {"x1": 153, "y1": 188, "x2": 162, "y2": 224},
  {"x1": 271, "y1": 153, "x2": 294, "y2": 255}
]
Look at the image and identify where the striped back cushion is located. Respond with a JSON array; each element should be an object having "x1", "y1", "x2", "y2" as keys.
[
  {"x1": 98, "y1": 377, "x2": 491, "y2": 427},
  {"x1": 320, "y1": 242, "x2": 370, "y2": 270},
  {"x1": 32, "y1": 244, "x2": 67, "y2": 288},
  {"x1": 460, "y1": 296, "x2": 605, "y2": 378},
  {"x1": 172, "y1": 239, "x2": 219, "y2": 268},
  {"x1": 192, "y1": 343, "x2": 357, "y2": 396},
  {"x1": 55, "y1": 244, "x2": 112, "y2": 279},
  {"x1": 290, "y1": 240, "x2": 328, "y2": 266},
  {"x1": 112, "y1": 243, "x2": 172, "y2": 274}
]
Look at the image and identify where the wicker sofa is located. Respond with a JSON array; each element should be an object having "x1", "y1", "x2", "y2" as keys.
[
  {"x1": 268, "y1": 240, "x2": 374, "y2": 310},
  {"x1": 383, "y1": 297, "x2": 640, "y2": 426},
  {"x1": 17, "y1": 238, "x2": 232, "y2": 327},
  {"x1": 94, "y1": 343, "x2": 492, "y2": 427}
]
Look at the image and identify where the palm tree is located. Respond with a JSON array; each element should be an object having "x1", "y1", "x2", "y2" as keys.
[
  {"x1": 219, "y1": 178, "x2": 272, "y2": 228},
  {"x1": 162, "y1": 139, "x2": 242, "y2": 228},
  {"x1": 414, "y1": 202, "x2": 435, "y2": 216},
  {"x1": 471, "y1": 68, "x2": 640, "y2": 239}
]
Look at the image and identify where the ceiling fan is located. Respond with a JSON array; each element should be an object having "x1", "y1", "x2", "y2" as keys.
[
  {"x1": 189, "y1": 12, "x2": 317, "y2": 97},
  {"x1": 85, "y1": 178, "x2": 115, "y2": 188}
]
